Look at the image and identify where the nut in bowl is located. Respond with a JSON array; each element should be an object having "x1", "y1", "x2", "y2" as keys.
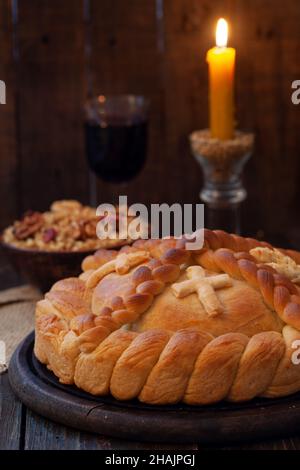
[{"x1": 1, "y1": 200, "x2": 133, "y2": 292}]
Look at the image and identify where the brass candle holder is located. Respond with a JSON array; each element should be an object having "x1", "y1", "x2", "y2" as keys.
[{"x1": 190, "y1": 129, "x2": 254, "y2": 234}]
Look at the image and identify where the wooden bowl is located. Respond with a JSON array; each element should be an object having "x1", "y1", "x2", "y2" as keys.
[{"x1": 0, "y1": 240, "x2": 94, "y2": 293}]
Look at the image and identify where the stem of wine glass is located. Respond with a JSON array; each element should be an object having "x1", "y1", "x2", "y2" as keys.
[{"x1": 88, "y1": 171, "x2": 98, "y2": 207}]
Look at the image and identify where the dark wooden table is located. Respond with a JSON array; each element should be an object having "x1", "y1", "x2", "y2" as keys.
[{"x1": 1, "y1": 262, "x2": 300, "y2": 451}]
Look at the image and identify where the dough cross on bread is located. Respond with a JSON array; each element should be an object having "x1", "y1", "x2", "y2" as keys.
[
  {"x1": 86, "y1": 251, "x2": 150, "y2": 288},
  {"x1": 171, "y1": 265, "x2": 232, "y2": 317}
]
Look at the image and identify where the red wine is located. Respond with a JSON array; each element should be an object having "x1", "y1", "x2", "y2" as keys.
[{"x1": 85, "y1": 120, "x2": 148, "y2": 183}]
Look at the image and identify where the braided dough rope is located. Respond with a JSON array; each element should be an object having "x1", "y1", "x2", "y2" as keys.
[
  {"x1": 35, "y1": 246, "x2": 189, "y2": 384},
  {"x1": 35, "y1": 229, "x2": 300, "y2": 404}
]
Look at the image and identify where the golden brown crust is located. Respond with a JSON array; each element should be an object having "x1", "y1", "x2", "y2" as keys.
[
  {"x1": 111, "y1": 329, "x2": 172, "y2": 401},
  {"x1": 34, "y1": 229, "x2": 300, "y2": 404},
  {"x1": 139, "y1": 329, "x2": 213, "y2": 404},
  {"x1": 74, "y1": 329, "x2": 138, "y2": 395},
  {"x1": 184, "y1": 332, "x2": 247, "y2": 405}
]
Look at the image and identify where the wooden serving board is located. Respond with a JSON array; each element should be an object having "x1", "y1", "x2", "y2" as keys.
[{"x1": 8, "y1": 332, "x2": 300, "y2": 444}]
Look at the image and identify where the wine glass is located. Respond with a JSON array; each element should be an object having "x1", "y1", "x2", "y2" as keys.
[{"x1": 84, "y1": 95, "x2": 149, "y2": 185}]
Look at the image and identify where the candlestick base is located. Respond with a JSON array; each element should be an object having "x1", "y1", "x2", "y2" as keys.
[{"x1": 190, "y1": 129, "x2": 254, "y2": 233}]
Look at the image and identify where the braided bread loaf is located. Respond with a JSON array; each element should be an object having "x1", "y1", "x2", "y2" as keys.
[{"x1": 34, "y1": 229, "x2": 300, "y2": 405}]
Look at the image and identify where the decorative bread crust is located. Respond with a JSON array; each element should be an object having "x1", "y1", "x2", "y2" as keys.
[{"x1": 34, "y1": 229, "x2": 300, "y2": 405}]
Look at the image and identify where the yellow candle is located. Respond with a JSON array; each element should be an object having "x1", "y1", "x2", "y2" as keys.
[{"x1": 207, "y1": 18, "x2": 236, "y2": 140}]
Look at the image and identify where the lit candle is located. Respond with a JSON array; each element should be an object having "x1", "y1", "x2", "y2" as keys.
[{"x1": 207, "y1": 18, "x2": 236, "y2": 140}]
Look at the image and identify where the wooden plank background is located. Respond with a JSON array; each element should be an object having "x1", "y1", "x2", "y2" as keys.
[
  {"x1": 0, "y1": 0, "x2": 18, "y2": 227},
  {"x1": 0, "y1": 0, "x2": 300, "y2": 246}
]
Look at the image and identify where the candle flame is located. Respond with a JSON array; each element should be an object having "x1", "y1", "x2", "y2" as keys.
[{"x1": 216, "y1": 18, "x2": 228, "y2": 47}]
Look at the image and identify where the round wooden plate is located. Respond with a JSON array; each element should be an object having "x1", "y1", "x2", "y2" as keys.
[{"x1": 8, "y1": 332, "x2": 300, "y2": 444}]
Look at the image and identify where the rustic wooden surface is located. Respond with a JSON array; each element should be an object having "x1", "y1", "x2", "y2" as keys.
[
  {"x1": 3, "y1": 364, "x2": 300, "y2": 450},
  {"x1": 0, "y1": 264, "x2": 300, "y2": 450},
  {"x1": 1, "y1": 0, "x2": 300, "y2": 242},
  {"x1": 10, "y1": 332, "x2": 300, "y2": 446}
]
